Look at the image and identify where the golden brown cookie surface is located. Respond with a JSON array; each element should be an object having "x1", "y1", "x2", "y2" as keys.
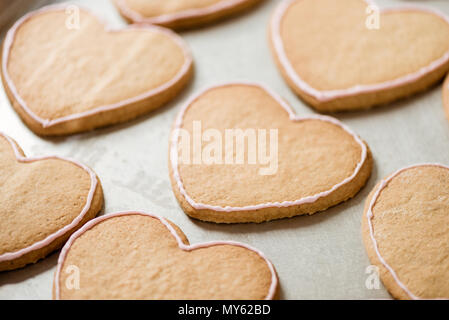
[
  {"x1": 362, "y1": 164, "x2": 449, "y2": 300},
  {"x1": 270, "y1": 0, "x2": 449, "y2": 112},
  {"x1": 1, "y1": 5, "x2": 193, "y2": 136},
  {"x1": 114, "y1": 0, "x2": 263, "y2": 29},
  {"x1": 54, "y1": 212, "x2": 278, "y2": 300},
  {"x1": 169, "y1": 83, "x2": 372, "y2": 223},
  {"x1": 0, "y1": 133, "x2": 103, "y2": 271}
]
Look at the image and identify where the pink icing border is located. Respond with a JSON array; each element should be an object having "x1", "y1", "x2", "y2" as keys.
[
  {"x1": 54, "y1": 211, "x2": 278, "y2": 300},
  {"x1": 270, "y1": 0, "x2": 449, "y2": 102},
  {"x1": 366, "y1": 163, "x2": 449, "y2": 300},
  {"x1": 0, "y1": 132, "x2": 98, "y2": 262},
  {"x1": 170, "y1": 81, "x2": 368, "y2": 212},
  {"x1": 115, "y1": 0, "x2": 255, "y2": 25},
  {"x1": 1, "y1": 4, "x2": 193, "y2": 129}
]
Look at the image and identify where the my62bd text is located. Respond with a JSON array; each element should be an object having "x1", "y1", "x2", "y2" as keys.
[{"x1": 177, "y1": 303, "x2": 271, "y2": 317}]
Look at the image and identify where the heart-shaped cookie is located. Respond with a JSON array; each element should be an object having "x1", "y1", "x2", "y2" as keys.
[
  {"x1": 1, "y1": 5, "x2": 193, "y2": 136},
  {"x1": 54, "y1": 211, "x2": 278, "y2": 299},
  {"x1": 362, "y1": 164, "x2": 449, "y2": 300},
  {"x1": 114, "y1": 0, "x2": 263, "y2": 29},
  {"x1": 169, "y1": 82, "x2": 372, "y2": 223},
  {"x1": 270, "y1": 0, "x2": 449, "y2": 112},
  {"x1": 0, "y1": 133, "x2": 103, "y2": 271}
]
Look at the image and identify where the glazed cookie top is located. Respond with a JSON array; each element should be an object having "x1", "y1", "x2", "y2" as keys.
[
  {"x1": 271, "y1": 0, "x2": 449, "y2": 99},
  {"x1": 55, "y1": 212, "x2": 277, "y2": 300},
  {"x1": 0, "y1": 133, "x2": 97, "y2": 262},
  {"x1": 2, "y1": 5, "x2": 192, "y2": 126},
  {"x1": 171, "y1": 83, "x2": 367, "y2": 211},
  {"x1": 364, "y1": 164, "x2": 449, "y2": 299}
]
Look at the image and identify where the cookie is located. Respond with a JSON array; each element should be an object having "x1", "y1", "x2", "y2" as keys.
[
  {"x1": 169, "y1": 82, "x2": 372, "y2": 223},
  {"x1": 442, "y1": 73, "x2": 449, "y2": 121},
  {"x1": 362, "y1": 164, "x2": 449, "y2": 300},
  {"x1": 270, "y1": 0, "x2": 449, "y2": 112},
  {"x1": 114, "y1": 0, "x2": 263, "y2": 29},
  {"x1": 1, "y1": 5, "x2": 193, "y2": 136},
  {"x1": 0, "y1": 133, "x2": 103, "y2": 271},
  {"x1": 54, "y1": 211, "x2": 278, "y2": 299}
]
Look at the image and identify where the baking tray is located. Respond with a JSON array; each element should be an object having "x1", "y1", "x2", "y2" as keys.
[{"x1": 1, "y1": 0, "x2": 448, "y2": 300}]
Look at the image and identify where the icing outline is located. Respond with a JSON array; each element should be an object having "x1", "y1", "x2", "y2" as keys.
[
  {"x1": 170, "y1": 81, "x2": 368, "y2": 212},
  {"x1": 366, "y1": 163, "x2": 449, "y2": 300},
  {"x1": 115, "y1": 0, "x2": 256, "y2": 25},
  {"x1": 0, "y1": 132, "x2": 98, "y2": 262},
  {"x1": 271, "y1": 0, "x2": 449, "y2": 102},
  {"x1": 54, "y1": 211, "x2": 278, "y2": 300},
  {"x1": 1, "y1": 4, "x2": 193, "y2": 129}
]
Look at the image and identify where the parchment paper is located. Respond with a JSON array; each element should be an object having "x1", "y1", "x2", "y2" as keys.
[{"x1": 1, "y1": 0, "x2": 448, "y2": 300}]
